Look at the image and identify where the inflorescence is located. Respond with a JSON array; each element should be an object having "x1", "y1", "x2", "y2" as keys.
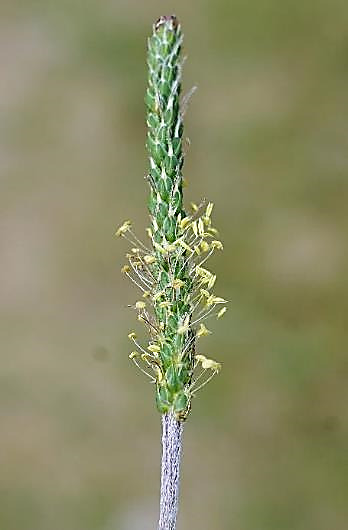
[{"x1": 116, "y1": 15, "x2": 226, "y2": 421}]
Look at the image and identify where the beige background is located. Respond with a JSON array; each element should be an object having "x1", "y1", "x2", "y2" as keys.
[{"x1": 1, "y1": 1, "x2": 347, "y2": 529}]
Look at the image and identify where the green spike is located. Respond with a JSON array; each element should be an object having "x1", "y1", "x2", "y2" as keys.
[{"x1": 118, "y1": 15, "x2": 225, "y2": 422}]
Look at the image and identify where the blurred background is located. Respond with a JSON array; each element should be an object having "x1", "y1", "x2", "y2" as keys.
[{"x1": 1, "y1": 1, "x2": 347, "y2": 529}]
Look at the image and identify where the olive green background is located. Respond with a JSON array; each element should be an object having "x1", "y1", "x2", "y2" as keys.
[{"x1": 1, "y1": 1, "x2": 347, "y2": 529}]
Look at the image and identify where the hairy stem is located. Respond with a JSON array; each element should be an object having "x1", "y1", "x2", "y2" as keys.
[{"x1": 158, "y1": 413, "x2": 184, "y2": 530}]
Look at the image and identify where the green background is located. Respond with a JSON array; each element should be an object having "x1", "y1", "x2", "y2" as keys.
[{"x1": 1, "y1": 1, "x2": 347, "y2": 529}]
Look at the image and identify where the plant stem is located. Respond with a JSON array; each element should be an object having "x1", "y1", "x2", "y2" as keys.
[{"x1": 158, "y1": 412, "x2": 184, "y2": 530}]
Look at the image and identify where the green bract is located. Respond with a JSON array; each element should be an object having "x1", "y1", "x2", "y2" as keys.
[{"x1": 117, "y1": 15, "x2": 226, "y2": 421}]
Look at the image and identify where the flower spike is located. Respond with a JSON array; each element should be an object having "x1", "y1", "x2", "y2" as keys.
[{"x1": 117, "y1": 15, "x2": 226, "y2": 422}]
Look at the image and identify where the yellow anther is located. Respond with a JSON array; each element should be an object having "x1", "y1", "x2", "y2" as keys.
[
  {"x1": 128, "y1": 332, "x2": 137, "y2": 340},
  {"x1": 197, "y1": 323, "x2": 212, "y2": 338},
  {"x1": 206, "y1": 295, "x2": 215, "y2": 307},
  {"x1": 135, "y1": 301, "x2": 146, "y2": 310},
  {"x1": 202, "y1": 215, "x2": 211, "y2": 226},
  {"x1": 208, "y1": 227, "x2": 219, "y2": 236},
  {"x1": 217, "y1": 307, "x2": 227, "y2": 319},
  {"x1": 206, "y1": 202, "x2": 214, "y2": 218},
  {"x1": 212, "y1": 296, "x2": 227, "y2": 304},
  {"x1": 198, "y1": 218, "x2": 205, "y2": 236},
  {"x1": 200, "y1": 240, "x2": 210, "y2": 252},
  {"x1": 129, "y1": 351, "x2": 139, "y2": 359},
  {"x1": 155, "y1": 367, "x2": 163, "y2": 382},
  {"x1": 153, "y1": 290, "x2": 164, "y2": 301},
  {"x1": 172, "y1": 278, "x2": 185, "y2": 289},
  {"x1": 180, "y1": 216, "x2": 192, "y2": 229},
  {"x1": 202, "y1": 358, "x2": 221, "y2": 371},
  {"x1": 159, "y1": 301, "x2": 171, "y2": 308},
  {"x1": 195, "y1": 354, "x2": 221, "y2": 371},
  {"x1": 178, "y1": 240, "x2": 193, "y2": 253},
  {"x1": 148, "y1": 344, "x2": 160, "y2": 353},
  {"x1": 207, "y1": 274, "x2": 217, "y2": 289},
  {"x1": 190, "y1": 202, "x2": 199, "y2": 212},
  {"x1": 115, "y1": 220, "x2": 132, "y2": 236},
  {"x1": 131, "y1": 248, "x2": 140, "y2": 254},
  {"x1": 211, "y1": 240, "x2": 223, "y2": 250},
  {"x1": 153, "y1": 242, "x2": 167, "y2": 254},
  {"x1": 200, "y1": 289, "x2": 210, "y2": 298},
  {"x1": 143, "y1": 290, "x2": 151, "y2": 298},
  {"x1": 207, "y1": 295, "x2": 227, "y2": 306},
  {"x1": 144, "y1": 255, "x2": 156, "y2": 264},
  {"x1": 196, "y1": 265, "x2": 212, "y2": 278},
  {"x1": 121, "y1": 265, "x2": 130, "y2": 273},
  {"x1": 146, "y1": 227, "x2": 152, "y2": 238}
]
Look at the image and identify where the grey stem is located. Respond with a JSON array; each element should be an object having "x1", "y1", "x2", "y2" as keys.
[{"x1": 158, "y1": 412, "x2": 184, "y2": 530}]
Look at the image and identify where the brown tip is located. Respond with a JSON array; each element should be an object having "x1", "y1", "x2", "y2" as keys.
[{"x1": 155, "y1": 15, "x2": 178, "y2": 32}]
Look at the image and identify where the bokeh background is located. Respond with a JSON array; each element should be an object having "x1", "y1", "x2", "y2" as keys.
[{"x1": 1, "y1": 1, "x2": 347, "y2": 529}]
